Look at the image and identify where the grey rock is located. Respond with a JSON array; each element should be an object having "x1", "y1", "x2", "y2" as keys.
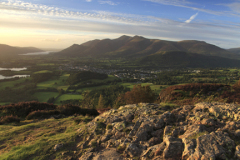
[
  {"x1": 191, "y1": 131, "x2": 235, "y2": 159},
  {"x1": 79, "y1": 152, "x2": 93, "y2": 160},
  {"x1": 124, "y1": 143, "x2": 142, "y2": 158},
  {"x1": 151, "y1": 129, "x2": 163, "y2": 137},
  {"x1": 54, "y1": 143, "x2": 63, "y2": 151},
  {"x1": 134, "y1": 121, "x2": 154, "y2": 142},
  {"x1": 162, "y1": 136, "x2": 183, "y2": 160},
  {"x1": 182, "y1": 138, "x2": 196, "y2": 160},
  {"x1": 235, "y1": 145, "x2": 240, "y2": 159},
  {"x1": 128, "y1": 120, "x2": 142, "y2": 138}
]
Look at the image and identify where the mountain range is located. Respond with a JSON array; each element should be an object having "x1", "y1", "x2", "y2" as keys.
[
  {"x1": 56, "y1": 35, "x2": 239, "y2": 59},
  {"x1": 54, "y1": 35, "x2": 240, "y2": 68},
  {"x1": 228, "y1": 48, "x2": 240, "y2": 54},
  {"x1": 1, "y1": 36, "x2": 240, "y2": 69},
  {"x1": 0, "y1": 44, "x2": 43, "y2": 56}
]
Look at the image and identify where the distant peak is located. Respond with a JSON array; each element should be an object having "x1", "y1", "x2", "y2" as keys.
[
  {"x1": 117, "y1": 35, "x2": 131, "y2": 40},
  {"x1": 133, "y1": 35, "x2": 145, "y2": 39}
]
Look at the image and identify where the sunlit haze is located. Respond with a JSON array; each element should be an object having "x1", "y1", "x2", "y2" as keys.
[{"x1": 0, "y1": 0, "x2": 240, "y2": 49}]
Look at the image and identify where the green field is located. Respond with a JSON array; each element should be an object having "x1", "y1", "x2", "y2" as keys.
[
  {"x1": 119, "y1": 82, "x2": 164, "y2": 94},
  {"x1": 33, "y1": 92, "x2": 59, "y2": 103},
  {"x1": 75, "y1": 85, "x2": 111, "y2": 93},
  {"x1": 74, "y1": 75, "x2": 119, "y2": 86},
  {"x1": 55, "y1": 94, "x2": 83, "y2": 105},
  {"x1": 0, "y1": 78, "x2": 28, "y2": 90},
  {"x1": 0, "y1": 102, "x2": 11, "y2": 106},
  {"x1": 36, "y1": 63, "x2": 55, "y2": 66},
  {"x1": 34, "y1": 70, "x2": 53, "y2": 74},
  {"x1": 37, "y1": 73, "x2": 70, "y2": 90}
]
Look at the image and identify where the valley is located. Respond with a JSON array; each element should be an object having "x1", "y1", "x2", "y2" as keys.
[{"x1": 1, "y1": 36, "x2": 240, "y2": 159}]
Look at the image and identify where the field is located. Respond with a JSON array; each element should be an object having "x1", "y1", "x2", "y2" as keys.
[
  {"x1": 74, "y1": 75, "x2": 119, "y2": 86},
  {"x1": 37, "y1": 74, "x2": 70, "y2": 90},
  {"x1": 1, "y1": 66, "x2": 240, "y2": 106},
  {"x1": 0, "y1": 78, "x2": 28, "y2": 90},
  {"x1": 0, "y1": 102, "x2": 11, "y2": 105},
  {"x1": 75, "y1": 85, "x2": 111, "y2": 93},
  {"x1": 54, "y1": 94, "x2": 83, "y2": 105},
  {"x1": 34, "y1": 70, "x2": 53, "y2": 74},
  {"x1": 119, "y1": 82, "x2": 165, "y2": 94},
  {"x1": 33, "y1": 92, "x2": 59, "y2": 103}
]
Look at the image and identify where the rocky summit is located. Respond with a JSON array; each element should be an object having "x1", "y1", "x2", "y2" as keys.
[{"x1": 77, "y1": 102, "x2": 240, "y2": 160}]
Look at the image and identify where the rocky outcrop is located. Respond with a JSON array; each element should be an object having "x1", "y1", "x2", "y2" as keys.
[{"x1": 77, "y1": 102, "x2": 240, "y2": 159}]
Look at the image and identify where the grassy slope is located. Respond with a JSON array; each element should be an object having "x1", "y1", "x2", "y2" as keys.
[
  {"x1": 55, "y1": 94, "x2": 83, "y2": 105},
  {"x1": 33, "y1": 92, "x2": 59, "y2": 103},
  {"x1": 0, "y1": 116, "x2": 89, "y2": 160}
]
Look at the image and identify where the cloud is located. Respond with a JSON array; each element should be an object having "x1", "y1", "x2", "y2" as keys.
[
  {"x1": 86, "y1": 0, "x2": 92, "y2": 2},
  {"x1": 99, "y1": 1, "x2": 118, "y2": 5},
  {"x1": 143, "y1": 0, "x2": 191, "y2": 6},
  {"x1": 144, "y1": 0, "x2": 224, "y2": 16},
  {"x1": 224, "y1": 2, "x2": 240, "y2": 14},
  {"x1": 0, "y1": 0, "x2": 240, "y2": 49},
  {"x1": 185, "y1": 12, "x2": 198, "y2": 23}
]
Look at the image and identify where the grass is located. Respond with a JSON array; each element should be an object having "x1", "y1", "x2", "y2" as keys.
[
  {"x1": 76, "y1": 85, "x2": 111, "y2": 93},
  {"x1": 33, "y1": 92, "x2": 59, "y2": 103},
  {"x1": 186, "y1": 131, "x2": 209, "y2": 140},
  {"x1": 160, "y1": 102, "x2": 179, "y2": 109},
  {"x1": 37, "y1": 74, "x2": 70, "y2": 90},
  {"x1": 0, "y1": 102, "x2": 11, "y2": 106},
  {"x1": 119, "y1": 82, "x2": 163, "y2": 94},
  {"x1": 0, "y1": 78, "x2": 29, "y2": 90},
  {"x1": 36, "y1": 63, "x2": 55, "y2": 66},
  {"x1": 0, "y1": 116, "x2": 88, "y2": 160},
  {"x1": 54, "y1": 94, "x2": 83, "y2": 105},
  {"x1": 34, "y1": 70, "x2": 53, "y2": 74},
  {"x1": 74, "y1": 75, "x2": 119, "y2": 86}
]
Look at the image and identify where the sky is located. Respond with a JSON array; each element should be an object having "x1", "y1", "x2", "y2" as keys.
[{"x1": 0, "y1": 0, "x2": 240, "y2": 50}]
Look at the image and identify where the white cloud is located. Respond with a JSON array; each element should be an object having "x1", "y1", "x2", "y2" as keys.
[
  {"x1": 99, "y1": 1, "x2": 118, "y2": 5},
  {"x1": 144, "y1": 0, "x2": 224, "y2": 16},
  {"x1": 185, "y1": 12, "x2": 198, "y2": 23},
  {"x1": 86, "y1": 0, "x2": 92, "y2": 2},
  {"x1": 0, "y1": 0, "x2": 240, "y2": 49},
  {"x1": 143, "y1": 0, "x2": 191, "y2": 6},
  {"x1": 225, "y1": 2, "x2": 240, "y2": 14}
]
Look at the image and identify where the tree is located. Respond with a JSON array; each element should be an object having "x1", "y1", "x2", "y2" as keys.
[
  {"x1": 233, "y1": 79, "x2": 240, "y2": 92},
  {"x1": 123, "y1": 84, "x2": 155, "y2": 104},
  {"x1": 97, "y1": 94, "x2": 105, "y2": 109}
]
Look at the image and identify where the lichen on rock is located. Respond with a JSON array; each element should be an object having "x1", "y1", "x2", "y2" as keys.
[{"x1": 77, "y1": 102, "x2": 240, "y2": 159}]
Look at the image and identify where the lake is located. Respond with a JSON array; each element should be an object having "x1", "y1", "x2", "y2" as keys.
[
  {"x1": 0, "y1": 67, "x2": 29, "y2": 80},
  {"x1": 0, "y1": 75, "x2": 30, "y2": 80},
  {"x1": 20, "y1": 51, "x2": 50, "y2": 55},
  {"x1": 0, "y1": 67, "x2": 27, "y2": 71}
]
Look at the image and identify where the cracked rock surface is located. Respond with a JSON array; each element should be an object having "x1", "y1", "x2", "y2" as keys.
[{"x1": 77, "y1": 102, "x2": 240, "y2": 160}]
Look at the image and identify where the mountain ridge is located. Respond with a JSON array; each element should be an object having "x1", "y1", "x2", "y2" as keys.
[
  {"x1": 0, "y1": 44, "x2": 44, "y2": 56},
  {"x1": 56, "y1": 35, "x2": 239, "y2": 59}
]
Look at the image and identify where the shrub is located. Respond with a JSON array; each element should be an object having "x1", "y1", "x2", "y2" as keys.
[
  {"x1": 26, "y1": 110, "x2": 60, "y2": 120},
  {"x1": 106, "y1": 124, "x2": 113, "y2": 129},
  {"x1": 0, "y1": 115, "x2": 20, "y2": 124},
  {"x1": 117, "y1": 84, "x2": 155, "y2": 105},
  {"x1": 57, "y1": 105, "x2": 99, "y2": 116},
  {"x1": 0, "y1": 101, "x2": 57, "y2": 118}
]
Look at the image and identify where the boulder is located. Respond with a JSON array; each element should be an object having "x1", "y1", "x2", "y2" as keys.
[
  {"x1": 162, "y1": 136, "x2": 184, "y2": 160},
  {"x1": 191, "y1": 131, "x2": 235, "y2": 159}
]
